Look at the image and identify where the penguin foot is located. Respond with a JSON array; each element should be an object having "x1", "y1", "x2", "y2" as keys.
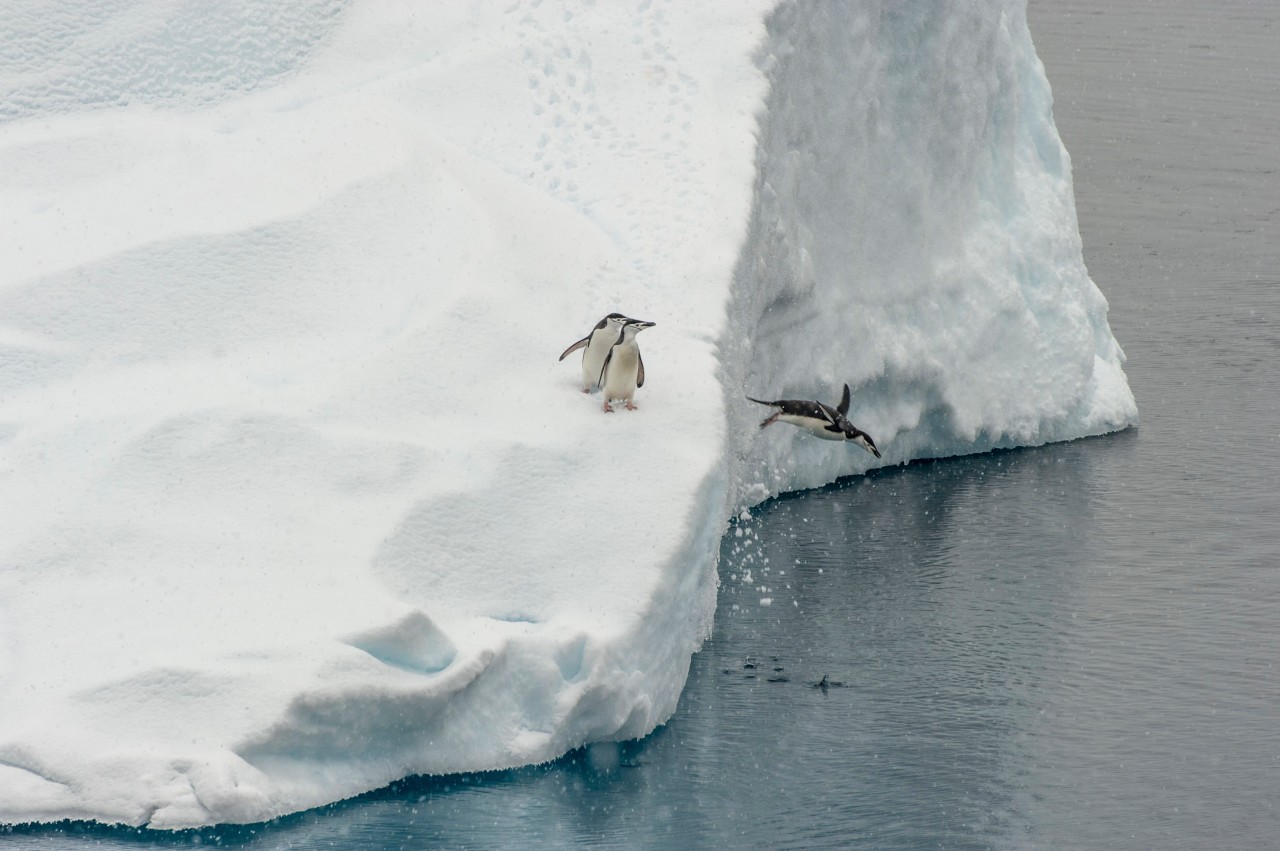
[
  {"x1": 581, "y1": 387, "x2": 590, "y2": 394},
  {"x1": 603, "y1": 401, "x2": 614, "y2": 413},
  {"x1": 759, "y1": 413, "x2": 779, "y2": 428},
  {"x1": 625, "y1": 401, "x2": 637, "y2": 411}
]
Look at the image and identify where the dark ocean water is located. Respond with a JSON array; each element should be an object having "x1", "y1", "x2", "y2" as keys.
[{"x1": 7, "y1": 1, "x2": 1278, "y2": 848}]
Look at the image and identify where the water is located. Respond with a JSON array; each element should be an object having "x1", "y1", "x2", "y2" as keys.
[{"x1": 6, "y1": 1, "x2": 1279, "y2": 848}]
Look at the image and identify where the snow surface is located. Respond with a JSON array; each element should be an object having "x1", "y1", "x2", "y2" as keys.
[{"x1": 0, "y1": 0, "x2": 1135, "y2": 829}]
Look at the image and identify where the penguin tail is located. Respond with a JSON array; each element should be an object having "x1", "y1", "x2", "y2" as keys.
[{"x1": 745, "y1": 395, "x2": 775, "y2": 407}]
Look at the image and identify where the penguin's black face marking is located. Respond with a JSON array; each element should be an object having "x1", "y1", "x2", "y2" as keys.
[
  {"x1": 844, "y1": 427, "x2": 881, "y2": 457},
  {"x1": 829, "y1": 412, "x2": 875, "y2": 451},
  {"x1": 591, "y1": 313, "x2": 628, "y2": 332}
]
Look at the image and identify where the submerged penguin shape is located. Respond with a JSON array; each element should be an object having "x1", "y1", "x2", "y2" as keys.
[
  {"x1": 599, "y1": 318, "x2": 655, "y2": 412},
  {"x1": 559, "y1": 313, "x2": 628, "y2": 392},
  {"x1": 746, "y1": 383, "x2": 881, "y2": 457}
]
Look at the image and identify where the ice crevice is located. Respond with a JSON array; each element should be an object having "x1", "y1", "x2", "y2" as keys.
[{"x1": 0, "y1": 0, "x2": 1134, "y2": 829}]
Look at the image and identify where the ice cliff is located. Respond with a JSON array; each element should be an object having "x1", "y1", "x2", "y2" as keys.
[{"x1": 0, "y1": 0, "x2": 1135, "y2": 829}]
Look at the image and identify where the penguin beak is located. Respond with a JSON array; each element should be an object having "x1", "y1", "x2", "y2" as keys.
[{"x1": 635, "y1": 320, "x2": 656, "y2": 329}]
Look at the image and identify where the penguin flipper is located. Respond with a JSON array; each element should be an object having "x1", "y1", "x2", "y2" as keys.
[
  {"x1": 837, "y1": 383, "x2": 851, "y2": 416},
  {"x1": 818, "y1": 402, "x2": 839, "y2": 426},
  {"x1": 637, "y1": 351, "x2": 645, "y2": 388},
  {"x1": 597, "y1": 346, "x2": 615, "y2": 389},
  {"x1": 558, "y1": 336, "x2": 590, "y2": 361}
]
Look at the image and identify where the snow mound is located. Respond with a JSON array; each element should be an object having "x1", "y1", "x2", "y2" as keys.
[{"x1": 0, "y1": 0, "x2": 1134, "y2": 829}]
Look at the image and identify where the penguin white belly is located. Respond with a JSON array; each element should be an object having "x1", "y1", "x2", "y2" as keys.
[
  {"x1": 581, "y1": 337, "x2": 611, "y2": 391},
  {"x1": 779, "y1": 413, "x2": 843, "y2": 440},
  {"x1": 601, "y1": 344, "x2": 641, "y2": 401}
]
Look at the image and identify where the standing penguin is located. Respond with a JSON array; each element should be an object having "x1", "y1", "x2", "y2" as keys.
[
  {"x1": 599, "y1": 318, "x2": 655, "y2": 412},
  {"x1": 746, "y1": 383, "x2": 882, "y2": 457},
  {"x1": 559, "y1": 313, "x2": 628, "y2": 392}
]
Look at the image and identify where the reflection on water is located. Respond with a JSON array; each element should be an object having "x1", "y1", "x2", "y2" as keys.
[{"x1": 661, "y1": 438, "x2": 1122, "y2": 850}]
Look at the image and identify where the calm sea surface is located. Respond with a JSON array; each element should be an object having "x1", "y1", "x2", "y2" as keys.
[{"x1": 7, "y1": 1, "x2": 1278, "y2": 848}]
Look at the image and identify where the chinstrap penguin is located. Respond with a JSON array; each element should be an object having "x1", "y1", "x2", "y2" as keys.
[
  {"x1": 599, "y1": 318, "x2": 655, "y2": 412},
  {"x1": 559, "y1": 313, "x2": 628, "y2": 392},
  {"x1": 746, "y1": 383, "x2": 882, "y2": 457}
]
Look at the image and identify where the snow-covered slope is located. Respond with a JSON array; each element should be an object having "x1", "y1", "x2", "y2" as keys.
[{"x1": 0, "y1": 0, "x2": 1134, "y2": 829}]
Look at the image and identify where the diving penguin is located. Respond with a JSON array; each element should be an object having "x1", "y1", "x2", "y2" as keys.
[
  {"x1": 598, "y1": 318, "x2": 655, "y2": 412},
  {"x1": 746, "y1": 383, "x2": 882, "y2": 457},
  {"x1": 559, "y1": 313, "x2": 628, "y2": 392}
]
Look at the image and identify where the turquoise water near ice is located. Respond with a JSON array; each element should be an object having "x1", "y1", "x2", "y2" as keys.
[{"x1": 5, "y1": 0, "x2": 1278, "y2": 848}]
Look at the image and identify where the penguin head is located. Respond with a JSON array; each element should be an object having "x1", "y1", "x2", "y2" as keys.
[
  {"x1": 848, "y1": 430, "x2": 881, "y2": 458},
  {"x1": 616, "y1": 318, "x2": 654, "y2": 341}
]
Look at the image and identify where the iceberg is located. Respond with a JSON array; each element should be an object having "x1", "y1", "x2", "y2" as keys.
[{"x1": 0, "y1": 0, "x2": 1135, "y2": 829}]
